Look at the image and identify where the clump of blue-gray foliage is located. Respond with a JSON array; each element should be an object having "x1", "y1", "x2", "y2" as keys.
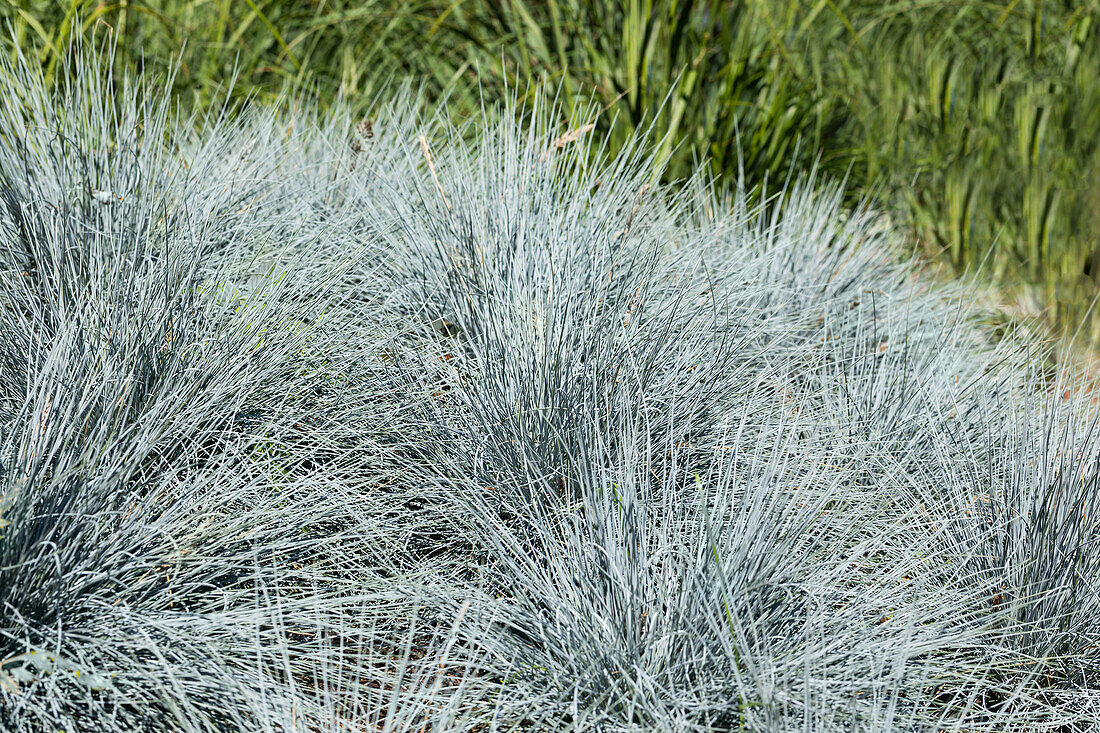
[{"x1": 1, "y1": 45, "x2": 1099, "y2": 732}]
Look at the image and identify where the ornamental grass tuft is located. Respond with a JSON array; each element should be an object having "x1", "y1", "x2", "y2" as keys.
[{"x1": 1, "y1": 44, "x2": 1099, "y2": 732}]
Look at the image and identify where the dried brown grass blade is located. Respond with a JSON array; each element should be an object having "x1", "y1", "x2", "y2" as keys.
[
  {"x1": 539, "y1": 123, "x2": 595, "y2": 163},
  {"x1": 419, "y1": 134, "x2": 451, "y2": 211}
]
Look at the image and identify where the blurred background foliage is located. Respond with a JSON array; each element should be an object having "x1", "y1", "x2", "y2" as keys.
[{"x1": 2, "y1": 0, "x2": 1099, "y2": 343}]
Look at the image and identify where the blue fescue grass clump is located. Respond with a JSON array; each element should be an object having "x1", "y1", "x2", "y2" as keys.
[{"x1": 1, "y1": 46, "x2": 1100, "y2": 732}]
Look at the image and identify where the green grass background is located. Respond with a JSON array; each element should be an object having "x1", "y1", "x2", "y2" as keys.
[{"x1": 4, "y1": 0, "x2": 1099, "y2": 343}]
